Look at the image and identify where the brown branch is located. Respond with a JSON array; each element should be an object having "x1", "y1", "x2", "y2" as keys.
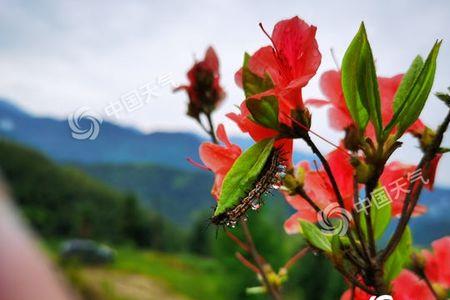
[
  {"x1": 294, "y1": 187, "x2": 321, "y2": 212},
  {"x1": 241, "y1": 220, "x2": 282, "y2": 300},
  {"x1": 205, "y1": 113, "x2": 217, "y2": 143},
  {"x1": 304, "y1": 134, "x2": 345, "y2": 208},
  {"x1": 422, "y1": 273, "x2": 440, "y2": 300},
  {"x1": 381, "y1": 109, "x2": 450, "y2": 263},
  {"x1": 282, "y1": 247, "x2": 309, "y2": 270},
  {"x1": 334, "y1": 263, "x2": 375, "y2": 295},
  {"x1": 235, "y1": 252, "x2": 261, "y2": 274},
  {"x1": 226, "y1": 230, "x2": 250, "y2": 252}
]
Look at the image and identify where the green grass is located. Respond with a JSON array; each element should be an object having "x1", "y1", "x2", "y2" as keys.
[
  {"x1": 48, "y1": 243, "x2": 227, "y2": 300},
  {"x1": 110, "y1": 248, "x2": 226, "y2": 300}
]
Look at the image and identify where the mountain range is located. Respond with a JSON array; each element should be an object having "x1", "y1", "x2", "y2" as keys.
[{"x1": 0, "y1": 98, "x2": 448, "y2": 244}]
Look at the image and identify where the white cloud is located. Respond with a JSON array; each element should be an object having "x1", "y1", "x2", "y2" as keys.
[{"x1": 0, "y1": 0, "x2": 449, "y2": 185}]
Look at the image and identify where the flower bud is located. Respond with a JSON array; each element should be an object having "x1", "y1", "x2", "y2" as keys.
[
  {"x1": 282, "y1": 173, "x2": 300, "y2": 194},
  {"x1": 344, "y1": 125, "x2": 362, "y2": 151},
  {"x1": 355, "y1": 161, "x2": 374, "y2": 184},
  {"x1": 419, "y1": 127, "x2": 436, "y2": 152},
  {"x1": 290, "y1": 108, "x2": 311, "y2": 138}
]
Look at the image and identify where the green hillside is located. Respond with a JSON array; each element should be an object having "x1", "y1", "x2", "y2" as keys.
[
  {"x1": 75, "y1": 163, "x2": 214, "y2": 225},
  {"x1": 0, "y1": 140, "x2": 182, "y2": 250}
]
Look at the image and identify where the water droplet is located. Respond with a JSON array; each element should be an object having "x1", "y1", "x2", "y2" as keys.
[
  {"x1": 277, "y1": 165, "x2": 286, "y2": 172},
  {"x1": 271, "y1": 183, "x2": 281, "y2": 190},
  {"x1": 277, "y1": 172, "x2": 286, "y2": 179},
  {"x1": 229, "y1": 220, "x2": 237, "y2": 228},
  {"x1": 251, "y1": 200, "x2": 261, "y2": 210}
]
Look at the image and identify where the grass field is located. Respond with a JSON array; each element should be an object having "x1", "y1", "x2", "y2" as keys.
[{"x1": 58, "y1": 247, "x2": 229, "y2": 300}]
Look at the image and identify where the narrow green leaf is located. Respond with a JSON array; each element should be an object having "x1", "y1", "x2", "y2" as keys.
[
  {"x1": 358, "y1": 189, "x2": 392, "y2": 240},
  {"x1": 393, "y1": 56, "x2": 424, "y2": 112},
  {"x1": 242, "y1": 53, "x2": 274, "y2": 98},
  {"x1": 384, "y1": 227, "x2": 412, "y2": 282},
  {"x1": 386, "y1": 41, "x2": 441, "y2": 137},
  {"x1": 300, "y1": 220, "x2": 332, "y2": 252},
  {"x1": 246, "y1": 96, "x2": 279, "y2": 130},
  {"x1": 370, "y1": 189, "x2": 392, "y2": 240},
  {"x1": 384, "y1": 56, "x2": 424, "y2": 135},
  {"x1": 215, "y1": 139, "x2": 274, "y2": 216},
  {"x1": 342, "y1": 22, "x2": 382, "y2": 137}
]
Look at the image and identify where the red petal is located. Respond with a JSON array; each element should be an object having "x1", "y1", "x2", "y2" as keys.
[
  {"x1": 271, "y1": 16, "x2": 321, "y2": 87},
  {"x1": 204, "y1": 46, "x2": 219, "y2": 72},
  {"x1": 284, "y1": 210, "x2": 317, "y2": 234},
  {"x1": 392, "y1": 270, "x2": 434, "y2": 300}
]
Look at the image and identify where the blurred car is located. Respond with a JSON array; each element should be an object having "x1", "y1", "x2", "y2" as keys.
[{"x1": 60, "y1": 239, "x2": 115, "y2": 265}]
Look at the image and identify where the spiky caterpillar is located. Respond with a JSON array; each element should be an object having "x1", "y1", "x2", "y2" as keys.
[{"x1": 211, "y1": 149, "x2": 285, "y2": 227}]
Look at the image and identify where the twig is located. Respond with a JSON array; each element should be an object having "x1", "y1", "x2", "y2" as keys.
[
  {"x1": 334, "y1": 263, "x2": 375, "y2": 295},
  {"x1": 226, "y1": 230, "x2": 250, "y2": 252},
  {"x1": 241, "y1": 220, "x2": 282, "y2": 300},
  {"x1": 235, "y1": 252, "x2": 261, "y2": 274},
  {"x1": 205, "y1": 113, "x2": 217, "y2": 143},
  {"x1": 381, "y1": 109, "x2": 450, "y2": 263},
  {"x1": 304, "y1": 134, "x2": 346, "y2": 208},
  {"x1": 282, "y1": 247, "x2": 309, "y2": 270},
  {"x1": 422, "y1": 273, "x2": 440, "y2": 300}
]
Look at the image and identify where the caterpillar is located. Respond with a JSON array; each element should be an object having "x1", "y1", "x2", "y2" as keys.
[{"x1": 210, "y1": 148, "x2": 286, "y2": 227}]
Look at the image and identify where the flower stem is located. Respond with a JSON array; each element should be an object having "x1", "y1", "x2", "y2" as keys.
[
  {"x1": 241, "y1": 220, "x2": 282, "y2": 300},
  {"x1": 381, "y1": 109, "x2": 450, "y2": 264}
]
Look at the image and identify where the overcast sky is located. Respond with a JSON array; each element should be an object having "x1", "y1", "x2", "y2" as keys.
[{"x1": 0, "y1": 0, "x2": 449, "y2": 185}]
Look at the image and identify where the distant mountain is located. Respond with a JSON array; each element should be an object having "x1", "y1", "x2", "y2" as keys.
[
  {"x1": 0, "y1": 99, "x2": 315, "y2": 169},
  {"x1": 0, "y1": 99, "x2": 202, "y2": 170},
  {"x1": 76, "y1": 163, "x2": 215, "y2": 225},
  {"x1": 77, "y1": 162, "x2": 450, "y2": 244},
  {"x1": 0, "y1": 140, "x2": 182, "y2": 249}
]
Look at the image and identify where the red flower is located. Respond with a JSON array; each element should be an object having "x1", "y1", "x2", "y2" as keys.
[
  {"x1": 199, "y1": 124, "x2": 242, "y2": 200},
  {"x1": 340, "y1": 270, "x2": 434, "y2": 300},
  {"x1": 226, "y1": 101, "x2": 293, "y2": 164},
  {"x1": 380, "y1": 159, "x2": 440, "y2": 217},
  {"x1": 229, "y1": 17, "x2": 321, "y2": 166},
  {"x1": 307, "y1": 70, "x2": 426, "y2": 139},
  {"x1": 175, "y1": 46, "x2": 225, "y2": 119},
  {"x1": 284, "y1": 149, "x2": 355, "y2": 234},
  {"x1": 422, "y1": 236, "x2": 450, "y2": 289},
  {"x1": 236, "y1": 17, "x2": 321, "y2": 109}
]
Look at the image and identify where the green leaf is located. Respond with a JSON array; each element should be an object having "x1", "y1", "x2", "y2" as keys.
[
  {"x1": 393, "y1": 56, "x2": 424, "y2": 112},
  {"x1": 359, "y1": 188, "x2": 392, "y2": 240},
  {"x1": 341, "y1": 22, "x2": 382, "y2": 137},
  {"x1": 300, "y1": 220, "x2": 332, "y2": 252},
  {"x1": 384, "y1": 227, "x2": 412, "y2": 282},
  {"x1": 371, "y1": 189, "x2": 392, "y2": 240},
  {"x1": 215, "y1": 138, "x2": 274, "y2": 216},
  {"x1": 246, "y1": 96, "x2": 279, "y2": 130},
  {"x1": 241, "y1": 53, "x2": 274, "y2": 98},
  {"x1": 385, "y1": 41, "x2": 441, "y2": 137}
]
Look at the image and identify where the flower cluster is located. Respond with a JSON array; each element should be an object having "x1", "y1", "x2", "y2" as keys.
[{"x1": 178, "y1": 15, "x2": 448, "y2": 300}]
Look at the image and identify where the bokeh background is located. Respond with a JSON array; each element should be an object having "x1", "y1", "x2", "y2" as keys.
[{"x1": 0, "y1": 0, "x2": 449, "y2": 299}]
